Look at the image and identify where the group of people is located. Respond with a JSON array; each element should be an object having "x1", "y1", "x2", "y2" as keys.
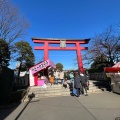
[
  {"x1": 49, "y1": 70, "x2": 65, "y2": 86},
  {"x1": 69, "y1": 71, "x2": 89, "y2": 97},
  {"x1": 48, "y1": 69, "x2": 89, "y2": 98}
]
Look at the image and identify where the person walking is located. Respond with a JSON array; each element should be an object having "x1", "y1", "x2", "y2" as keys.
[
  {"x1": 84, "y1": 71, "x2": 90, "y2": 90},
  {"x1": 80, "y1": 72, "x2": 88, "y2": 96},
  {"x1": 74, "y1": 71, "x2": 81, "y2": 98}
]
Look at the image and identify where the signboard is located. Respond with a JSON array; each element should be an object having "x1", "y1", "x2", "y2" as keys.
[
  {"x1": 60, "y1": 40, "x2": 66, "y2": 48},
  {"x1": 30, "y1": 59, "x2": 56, "y2": 74}
]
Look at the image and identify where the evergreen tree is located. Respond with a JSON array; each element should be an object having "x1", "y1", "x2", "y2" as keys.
[
  {"x1": 14, "y1": 41, "x2": 35, "y2": 76},
  {"x1": 0, "y1": 39, "x2": 10, "y2": 67}
]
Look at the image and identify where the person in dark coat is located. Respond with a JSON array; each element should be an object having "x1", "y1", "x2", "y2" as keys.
[
  {"x1": 80, "y1": 72, "x2": 88, "y2": 96},
  {"x1": 74, "y1": 71, "x2": 81, "y2": 97},
  {"x1": 84, "y1": 72, "x2": 90, "y2": 90}
]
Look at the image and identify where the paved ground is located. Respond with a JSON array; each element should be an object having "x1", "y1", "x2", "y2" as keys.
[{"x1": 1, "y1": 92, "x2": 120, "y2": 120}]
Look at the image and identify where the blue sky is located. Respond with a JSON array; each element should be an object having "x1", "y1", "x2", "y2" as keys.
[{"x1": 11, "y1": 0, "x2": 120, "y2": 70}]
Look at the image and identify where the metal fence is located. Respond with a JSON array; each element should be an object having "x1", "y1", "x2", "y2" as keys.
[{"x1": 89, "y1": 72, "x2": 107, "y2": 81}]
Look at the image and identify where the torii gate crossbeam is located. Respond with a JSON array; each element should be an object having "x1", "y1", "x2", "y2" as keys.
[{"x1": 32, "y1": 38, "x2": 90, "y2": 73}]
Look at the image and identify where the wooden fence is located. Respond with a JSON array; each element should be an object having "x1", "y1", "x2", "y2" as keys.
[
  {"x1": 14, "y1": 74, "x2": 29, "y2": 87},
  {"x1": 14, "y1": 72, "x2": 108, "y2": 87}
]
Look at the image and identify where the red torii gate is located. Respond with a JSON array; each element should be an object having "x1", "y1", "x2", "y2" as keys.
[{"x1": 32, "y1": 38, "x2": 90, "y2": 73}]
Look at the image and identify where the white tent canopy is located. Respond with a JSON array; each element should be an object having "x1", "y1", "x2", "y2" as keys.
[{"x1": 112, "y1": 62, "x2": 120, "y2": 68}]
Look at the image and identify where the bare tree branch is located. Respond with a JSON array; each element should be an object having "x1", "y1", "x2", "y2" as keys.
[
  {"x1": 85, "y1": 24, "x2": 120, "y2": 67},
  {"x1": 0, "y1": 0, "x2": 30, "y2": 45}
]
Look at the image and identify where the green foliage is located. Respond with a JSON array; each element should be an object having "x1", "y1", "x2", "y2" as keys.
[
  {"x1": 15, "y1": 40, "x2": 35, "y2": 69},
  {"x1": 0, "y1": 39, "x2": 10, "y2": 66},
  {"x1": 56, "y1": 63, "x2": 63, "y2": 71},
  {"x1": 90, "y1": 54, "x2": 109, "y2": 73}
]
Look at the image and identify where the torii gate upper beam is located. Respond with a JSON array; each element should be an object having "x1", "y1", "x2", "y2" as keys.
[{"x1": 32, "y1": 38, "x2": 90, "y2": 73}]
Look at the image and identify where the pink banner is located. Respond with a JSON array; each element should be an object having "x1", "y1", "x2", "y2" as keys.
[{"x1": 30, "y1": 59, "x2": 56, "y2": 74}]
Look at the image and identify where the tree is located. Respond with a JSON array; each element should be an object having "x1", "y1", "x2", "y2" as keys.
[
  {"x1": 14, "y1": 41, "x2": 35, "y2": 76},
  {"x1": 0, "y1": 0, "x2": 30, "y2": 68},
  {"x1": 0, "y1": 0, "x2": 29, "y2": 45},
  {"x1": 0, "y1": 39, "x2": 10, "y2": 66},
  {"x1": 56, "y1": 63, "x2": 64, "y2": 71},
  {"x1": 90, "y1": 54, "x2": 109, "y2": 72},
  {"x1": 85, "y1": 24, "x2": 120, "y2": 68}
]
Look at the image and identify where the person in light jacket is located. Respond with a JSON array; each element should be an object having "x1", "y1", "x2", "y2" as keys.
[
  {"x1": 54, "y1": 70, "x2": 60, "y2": 84},
  {"x1": 60, "y1": 70, "x2": 64, "y2": 84}
]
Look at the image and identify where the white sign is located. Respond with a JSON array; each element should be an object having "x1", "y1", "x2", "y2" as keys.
[{"x1": 30, "y1": 60, "x2": 49, "y2": 74}]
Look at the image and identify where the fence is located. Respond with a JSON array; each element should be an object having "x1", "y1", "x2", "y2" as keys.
[
  {"x1": 89, "y1": 72, "x2": 107, "y2": 81},
  {"x1": 14, "y1": 74, "x2": 29, "y2": 88}
]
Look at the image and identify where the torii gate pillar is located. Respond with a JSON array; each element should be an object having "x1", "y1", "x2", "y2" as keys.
[
  {"x1": 32, "y1": 38, "x2": 90, "y2": 73},
  {"x1": 44, "y1": 41, "x2": 49, "y2": 60},
  {"x1": 76, "y1": 42, "x2": 84, "y2": 73}
]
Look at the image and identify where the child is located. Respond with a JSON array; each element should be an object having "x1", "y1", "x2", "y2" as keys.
[
  {"x1": 49, "y1": 74, "x2": 54, "y2": 86},
  {"x1": 63, "y1": 79, "x2": 67, "y2": 89}
]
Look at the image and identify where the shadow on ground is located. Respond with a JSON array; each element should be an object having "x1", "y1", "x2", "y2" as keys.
[
  {"x1": 0, "y1": 102, "x2": 21, "y2": 120},
  {"x1": 91, "y1": 80, "x2": 111, "y2": 92}
]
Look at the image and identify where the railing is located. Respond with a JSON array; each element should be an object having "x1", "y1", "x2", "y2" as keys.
[{"x1": 89, "y1": 72, "x2": 107, "y2": 81}]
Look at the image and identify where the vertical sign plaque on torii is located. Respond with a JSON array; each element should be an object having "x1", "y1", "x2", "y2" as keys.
[
  {"x1": 60, "y1": 40, "x2": 66, "y2": 48},
  {"x1": 32, "y1": 38, "x2": 90, "y2": 73}
]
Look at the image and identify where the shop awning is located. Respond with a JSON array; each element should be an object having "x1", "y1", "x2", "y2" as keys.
[{"x1": 104, "y1": 62, "x2": 120, "y2": 73}]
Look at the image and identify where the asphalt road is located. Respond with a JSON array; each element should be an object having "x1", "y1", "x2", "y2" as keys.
[{"x1": 5, "y1": 92, "x2": 120, "y2": 120}]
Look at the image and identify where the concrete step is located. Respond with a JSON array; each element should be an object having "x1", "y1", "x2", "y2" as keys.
[
  {"x1": 87, "y1": 89, "x2": 102, "y2": 93},
  {"x1": 28, "y1": 84, "x2": 102, "y2": 93},
  {"x1": 24, "y1": 94, "x2": 70, "y2": 102},
  {"x1": 89, "y1": 80, "x2": 111, "y2": 91},
  {"x1": 23, "y1": 89, "x2": 103, "y2": 102},
  {"x1": 28, "y1": 89, "x2": 70, "y2": 94},
  {"x1": 22, "y1": 81, "x2": 105, "y2": 102},
  {"x1": 30, "y1": 84, "x2": 102, "y2": 91},
  {"x1": 28, "y1": 88, "x2": 102, "y2": 97},
  {"x1": 30, "y1": 84, "x2": 62, "y2": 89},
  {"x1": 29, "y1": 86, "x2": 101, "y2": 94},
  {"x1": 29, "y1": 87, "x2": 63, "y2": 92},
  {"x1": 30, "y1": 89, "x2": 101, "y2": 94}
]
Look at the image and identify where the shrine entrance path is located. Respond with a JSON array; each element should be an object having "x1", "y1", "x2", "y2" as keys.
[{"x1": 5, "y1": 92, "x2": 120, "y2": 120}]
